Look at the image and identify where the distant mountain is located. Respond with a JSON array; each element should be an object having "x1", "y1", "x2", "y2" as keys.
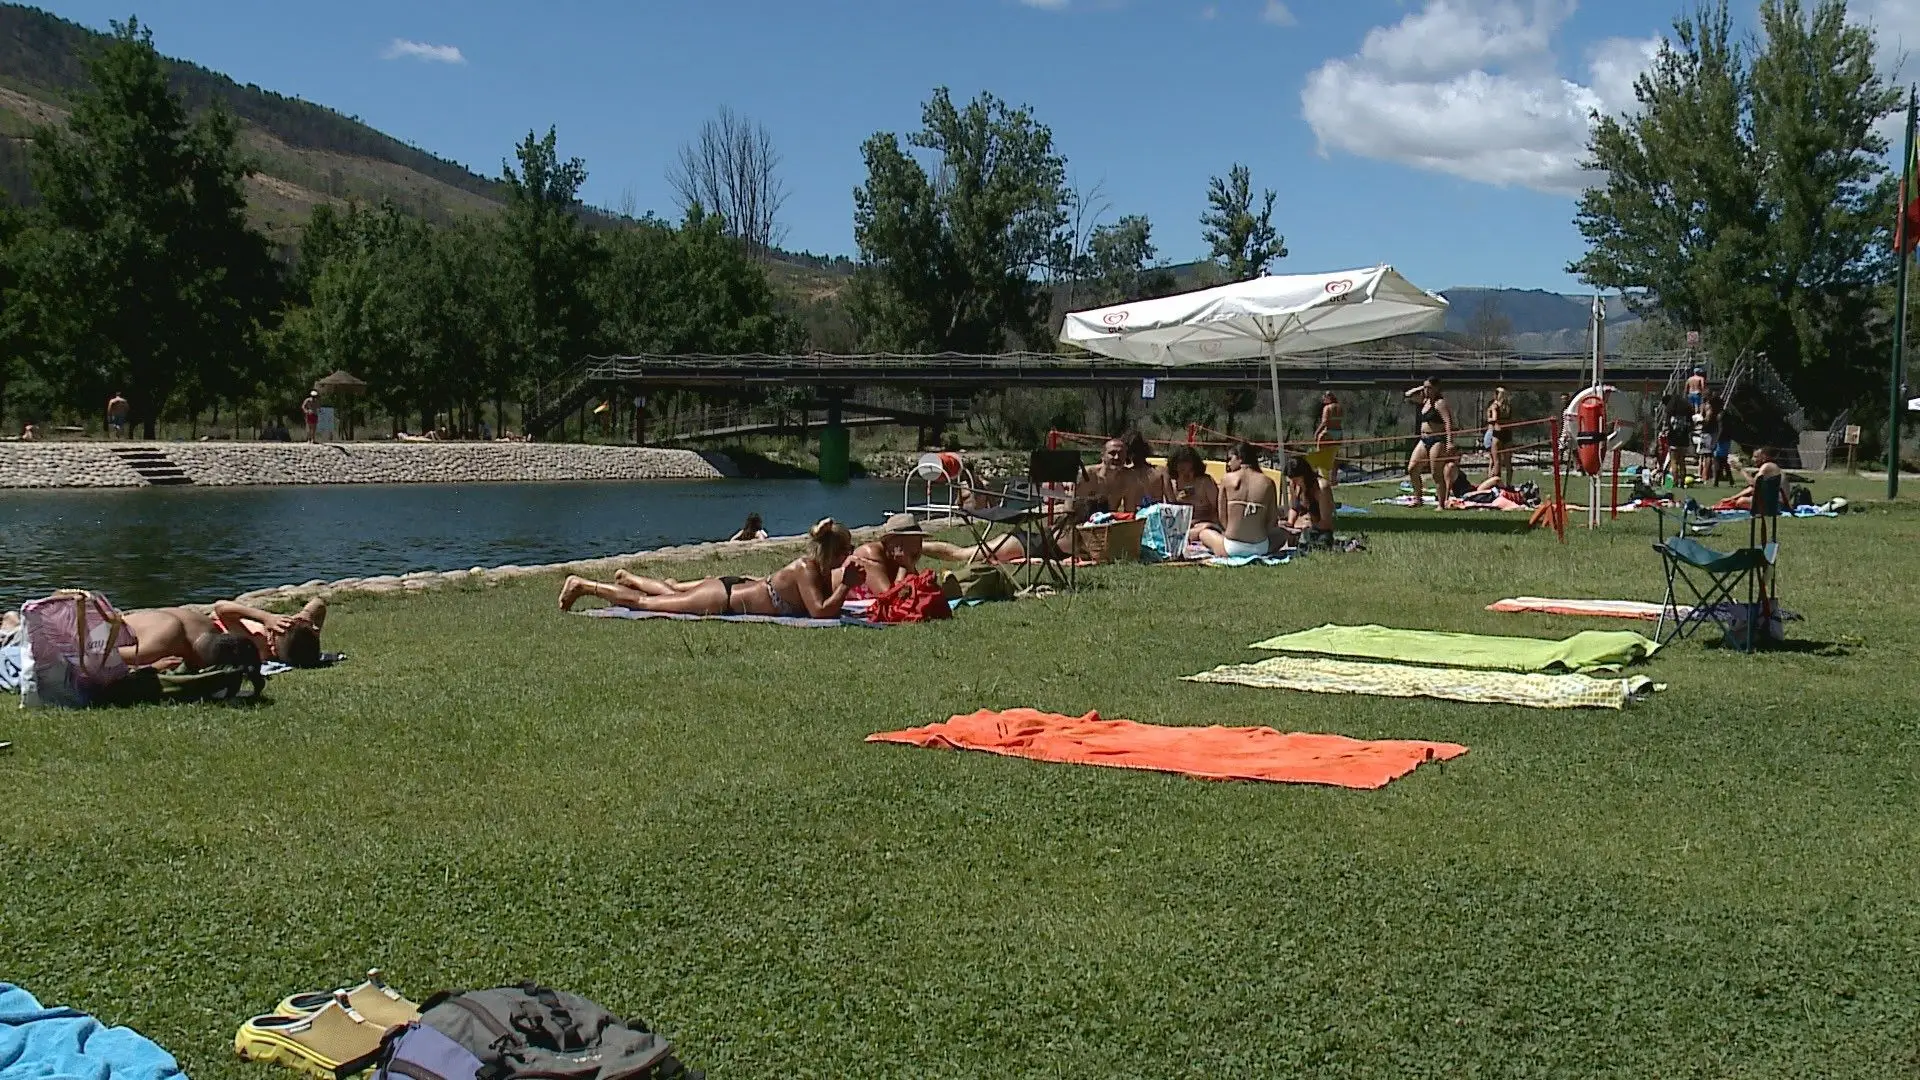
[{"x1": 1440, "y1": 287, "x2": 1642, "y2": 352}]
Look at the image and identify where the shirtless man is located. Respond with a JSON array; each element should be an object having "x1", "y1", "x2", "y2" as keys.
[
  {"x1": 837, "y1": 513, "x2": 971, "y2": 593},
  {"x1": 1199, "y1": 442, "x2": 1279, "y2": 558},
  {"x1": 1120, "y1": 431, "x2": 1164, "y2": 508},
  {"x1": 121, "y1": 596, "x2": 328, "y2": 670},
  {"x1": 106, "y1": 392, "x2": 129, "y2": 439},
  {"x1": 1080, "y1": 437, "x2": 1154, "y2": 513},
  {"x1": 1685, "y1": 366, "x2": 1708, "y2": 414}
]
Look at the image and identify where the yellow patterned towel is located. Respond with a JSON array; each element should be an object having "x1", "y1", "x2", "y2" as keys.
[{"x1": 1185, "y1": 656, "x2": 1662, "y2": 710}]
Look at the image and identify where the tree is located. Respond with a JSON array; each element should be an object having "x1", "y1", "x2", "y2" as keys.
[
  {"x1": 498, "y1": 128, "x2": 598, "y2": 396},
  {"x1": 1464, "y1": 294, "x2": 1514, "y2": 352},
  {"x1": 1079, "y1": 214, "x2": 1176, "y2": 306},
  {"x1": 593, "y1": 206, "x2": 795, "y2": 355},
  {"x1": 1201, "y1": 164, "x2": 1285, "y2": 281},
  {"x1": 666, "y1": 106, "x2": 789, "y2": 260},
  {"x1": 849, "y1": 87, "x2": 1070, "y2": 352},
  {"x1": 10, "y1": 19, "x2": 277, "y2": 437},
  {"x1": 1570, "y1": 0, "x2": 1897, "y2": 416}
]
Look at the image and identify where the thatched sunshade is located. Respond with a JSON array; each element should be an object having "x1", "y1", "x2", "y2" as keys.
[{"x1": 314, "y1": 370, "x2": 368, "y2": 394}]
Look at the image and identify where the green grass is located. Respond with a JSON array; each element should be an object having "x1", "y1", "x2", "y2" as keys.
[{"x1": 5, "y1": 473, "x2": 1919, "y2": 1077}]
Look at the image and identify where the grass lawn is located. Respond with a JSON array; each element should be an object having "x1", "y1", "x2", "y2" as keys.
[{"x1": 4, "y1": 473, "x2": 1918, "y2": 1077}]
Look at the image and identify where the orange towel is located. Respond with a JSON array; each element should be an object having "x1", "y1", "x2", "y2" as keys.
[{"x1": 867, "y1": 708, "x2": 1467, "y2": 789}]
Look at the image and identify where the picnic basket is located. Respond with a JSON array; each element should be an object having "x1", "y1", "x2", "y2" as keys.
[{"x1": 1073, "y1": 517, "x2": 1146, "y2": 564}]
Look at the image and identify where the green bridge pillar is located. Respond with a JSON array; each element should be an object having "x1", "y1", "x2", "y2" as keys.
[{"x1": 819, "y1": 390, "x2": 850, "y2": 484}]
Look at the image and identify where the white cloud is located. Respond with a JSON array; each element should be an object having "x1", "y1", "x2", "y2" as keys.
[
  {"x1": 1300, "y1": 0, "x2": 1658, "y2": 194},
  {"x1": 1850, "y1": 0, "x2": 1920, "y2": 150},
  {"x1": 1262, "y1": 1, "x2": 1297, "y2": 26},
  {"x1": 382, "y1": 38, "x2": 465, "y2": 63}
]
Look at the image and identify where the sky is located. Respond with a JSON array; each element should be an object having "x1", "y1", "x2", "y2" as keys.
[{"x1": 37, "y1": 0, "x2": 1920, "y2": 294}]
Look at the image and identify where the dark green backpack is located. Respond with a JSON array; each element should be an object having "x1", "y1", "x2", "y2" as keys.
[
  {"x1": 92, "y1": 665, "x2": 265, "y2": 707},
  {"x1": 373, "y1": 983, "x2": 699, "y2": 1080}
]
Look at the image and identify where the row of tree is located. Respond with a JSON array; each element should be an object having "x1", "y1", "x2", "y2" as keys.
[{"x1": 1, "y1": 0, "x2": 1906, "y2": 441}]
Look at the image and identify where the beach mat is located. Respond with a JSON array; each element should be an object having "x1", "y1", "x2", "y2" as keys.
[
  {"x1": 1251, "y1": 623, "x2": 1659, "y2": 674},
  {"x1": 1186, "y1": 655, "x2": 1662, "y2": 710},
  {"x1": 1487, "y1": 597, "x2": 1801, "y2": 622},
  {"x1": 867, "y1": 708, "x2": 1466, "y2": 788},
  {"x1": 581, "y1": 607, "x2": 881, "y2": 628}
]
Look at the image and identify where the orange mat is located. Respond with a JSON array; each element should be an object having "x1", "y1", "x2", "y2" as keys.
[{"x1": 867, "y1": 708, "x2": 1467, "y2": 789}]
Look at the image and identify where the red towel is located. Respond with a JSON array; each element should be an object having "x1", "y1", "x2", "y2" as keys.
[{"x1": 867, "y1": 708, "x2": 1467, "y2": 789}]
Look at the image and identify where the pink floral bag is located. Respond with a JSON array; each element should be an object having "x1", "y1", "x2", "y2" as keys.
[{"x1": 18, "y1": 590, "x2": 136, "y2": 708}]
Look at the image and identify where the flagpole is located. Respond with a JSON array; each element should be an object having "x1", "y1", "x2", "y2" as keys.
[{"x1": 1890, "y1": 86, "x2": 1917, "y2": 500}]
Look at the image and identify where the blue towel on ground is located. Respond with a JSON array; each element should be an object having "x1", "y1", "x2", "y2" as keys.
[
  {"x1": 580, "y1": 608, "x2": 883, "y2": 628},
  {"x1": 1334, "y1": 505, "x2": 1369, "y2": 515},
  {"x1": 0, "y1": 983, "x2": 183, "y2": 1080},
  {"x1": 1205, "y1": 553, "x2": 1296, "y2": 568}
]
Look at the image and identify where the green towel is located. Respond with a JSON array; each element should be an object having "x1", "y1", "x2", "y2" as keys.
[{"x1": 1249, "y1": 623, "x2": 1660, "y2": 674}]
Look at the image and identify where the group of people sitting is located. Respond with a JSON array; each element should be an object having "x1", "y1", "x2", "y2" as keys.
[{"x1": 552, "y1": 434, "x2": 1346, "y2": 617}]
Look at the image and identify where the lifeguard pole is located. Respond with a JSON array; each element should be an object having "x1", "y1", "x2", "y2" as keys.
[{"x1": 1589, "y1": 294, "x2": 1606, "y2": 530}]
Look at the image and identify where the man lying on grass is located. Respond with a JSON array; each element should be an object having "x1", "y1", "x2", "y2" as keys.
[
  {"x1": 560, "y1": 518, "x2": 864, "y2": 618},
  {"x1": 120, "y1": 596, "x2": 328, "y2": 671}
]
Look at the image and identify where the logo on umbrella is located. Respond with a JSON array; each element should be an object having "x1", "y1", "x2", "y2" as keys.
[
  {"x1": 1101, "y1": 311, "x2": 1129, "y2": 327},
  {"x1": 1325, "y1": 279, "x2": 1353, "y2": 295}
]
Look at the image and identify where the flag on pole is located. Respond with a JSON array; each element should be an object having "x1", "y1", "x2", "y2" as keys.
[{"x1": 1900, "y1": 108, "x2": 1920, "y2": 254}]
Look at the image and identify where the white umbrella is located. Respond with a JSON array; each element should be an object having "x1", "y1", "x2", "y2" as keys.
[{"x1": 1059, "y1": 265, "x2": 1450, "y2": 453}]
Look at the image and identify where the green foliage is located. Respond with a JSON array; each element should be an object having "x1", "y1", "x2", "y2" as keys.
[
  {"x1": 498, "y1": 128, "x2": 599, "y2": 389},
  {"x1": 593, "y1": 207, "x2": 797, "y2": 355},
  {"x1": 965, "y1": 388, "x2": 1085, "y2": 448},
  {"x1": 1152, "y1": 388, "x2": 1217, "y2": 432},
  {"x1": 849, "y1": 88, "x2": 1069, "y2": 352},
  {"x1": 1570, "y1": 0, "x2": 1897, "y2": 417},
  {"x1": 1076, "y1": 214, "x2": 1177, "y2": 307},
  {"x1": 1201, "y1": 163, "x2": 1285, "y2": 280},
  {"x1": 6, "y1": 18, "x2": 277, "y2": 437}
]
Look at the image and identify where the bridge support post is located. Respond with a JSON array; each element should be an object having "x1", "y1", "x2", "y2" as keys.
[{"x1": 819, "y1": 389, "x2": 850, "y2": 484}]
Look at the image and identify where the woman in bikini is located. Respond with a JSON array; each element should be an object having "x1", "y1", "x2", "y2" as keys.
[
  {"x1": 1200, "y1": 441, "x2": 1278, "y2": 558},
  {"x1": 558, "y1": 518, "x2": 863, "y2": 617},
  {"x1": 1404, "y1": 378, "x2": 1453, "y2": 505},
  {"x1": 1484, "y1": 386, "x2": 1513, "y2": 486}
]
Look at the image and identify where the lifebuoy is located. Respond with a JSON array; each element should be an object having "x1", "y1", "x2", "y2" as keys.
[{"x1": 1565, "y1": 386, "x2": 1612, "y2": 477}]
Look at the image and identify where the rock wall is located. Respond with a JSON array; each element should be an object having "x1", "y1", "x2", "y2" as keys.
[
  {"x1": 0, "y1": 444, "x2": 148, "y2": 488},
  {"x1": 0, "y1": 441, "x2": 732, "y2": 488}
]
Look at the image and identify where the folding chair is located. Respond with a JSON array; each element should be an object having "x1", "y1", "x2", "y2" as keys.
[
  {"x1": 1653, "y1": 476, "x2": 1782, "y2": 651},
  {"x1": 957, "y1": 449, "x2": 1082, "y2": 594}
]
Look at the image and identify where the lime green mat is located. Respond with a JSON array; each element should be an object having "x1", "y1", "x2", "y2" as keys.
[{"x1": 1250, "y1": 623, "x2": 1660, "y2": 674}]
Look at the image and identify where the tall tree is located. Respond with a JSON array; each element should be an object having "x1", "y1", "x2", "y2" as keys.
[
  {"x1": 498, "y1": 128, "x2": 598, "y2": 396},
  {"x1": 666, "y1": 106, "x2": 788, "y2": 260},
  {"x1": 1079, "y1": 214, "x2": 1175, "y2": 306},
  {"x1": 10, "y1": 18, "x2": 277, "y2": 437},
  {"x1": 1571, "y1": 0, "x2": 1896, "y2": 415},
  {"x1": 849, "y1": 88, "x2": 1070, "y2": 353},
  {"x1": 1201, "y1": 164, "x2": 1285, "y2": 280},
  {"x1": 1464, "y1": 294, "x2": 1514, "y2": 351},
  {"x1": 593, "y1": 206, "x2": 795, "y2": 355}
]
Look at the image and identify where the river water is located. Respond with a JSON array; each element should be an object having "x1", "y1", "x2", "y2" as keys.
[{"x1": 0, "y1": 479, "x2": 904, "y2": 609}]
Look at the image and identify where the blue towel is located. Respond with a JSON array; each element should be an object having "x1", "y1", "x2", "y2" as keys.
[
  {"x1": 0, "y1": 983, "x2": 183, "y2": 1080},
  {"x1": 1334, "y1": 505, "x2": 1370, "y2": 515},
  {"x1": 1205, "y1": 553, "x2": 1296, "y2": 567},
  {"x1": 580, "y1": 608, "x2": 883, "y2": 628}
]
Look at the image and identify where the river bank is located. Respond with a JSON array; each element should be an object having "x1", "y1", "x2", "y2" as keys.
[{"x1": 0, "y1": 441, "x2": 733, "y2": 487}]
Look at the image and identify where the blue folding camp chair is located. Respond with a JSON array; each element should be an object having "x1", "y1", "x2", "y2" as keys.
[{"x1": 1653, "y1": 475, "x2": 1782, "y2": 651}]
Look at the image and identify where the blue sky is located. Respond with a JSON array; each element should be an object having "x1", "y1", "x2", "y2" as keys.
[{"x1": 38, "y1": 0, "x2": 1920, "y2": 293}]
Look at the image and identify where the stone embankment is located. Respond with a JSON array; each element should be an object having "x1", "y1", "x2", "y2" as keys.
[{"x1": 0, "y1": 441, "x2": 732, "y2": 488}]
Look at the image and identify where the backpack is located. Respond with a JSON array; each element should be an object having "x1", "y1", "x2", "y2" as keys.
[
  {"x1": 1790, "y1": 484, "x2": 1814, "y2": 509},
  {"x1": 868, "y1": 570, "x2": 952, "y2": 623},
  {"x1": 373, "y1": 984, "x2": 700, "y2": 1080},
  {"x1": 938, "y1": 565, "x2": 1014, "y2": 603}
]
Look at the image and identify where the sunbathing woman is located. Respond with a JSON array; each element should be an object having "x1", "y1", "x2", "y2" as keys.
[
  {"x1": 1160, "y1": 445, "x2": 1223, "y2": 549},
  {"x1": 559, "y1": 518, "x2": 864, "y2": 617}
]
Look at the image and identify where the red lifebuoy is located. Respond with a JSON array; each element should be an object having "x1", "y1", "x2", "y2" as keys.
[{"x1": 1575, "y1": 395, "x2": 1606, "y2": 476}]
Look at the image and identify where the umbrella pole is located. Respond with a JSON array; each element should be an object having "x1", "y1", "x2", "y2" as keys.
[{"x1": 1267, "y1": 349, "x2": 1284, "y2": 464}]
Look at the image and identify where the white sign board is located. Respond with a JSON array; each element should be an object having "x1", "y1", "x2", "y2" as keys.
[
  {"x1": 1909, "y1": 396, "x2": 1920, "y2": 412},
  {"x1": 315, "y1": 406, "x2": 336, "y2": 439},
  {"x1": 1844, "y1": 425, "x2": 1862, "y2": 445},
  {"x1": 1141, "y1": 378, "x2": 1157, "y2": 400},
  {"x1": 1686, "y1": 330, "x2": 1701, "y2": 348}
]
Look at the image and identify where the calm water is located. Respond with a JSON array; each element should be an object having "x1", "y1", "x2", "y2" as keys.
[{"x1": 0, "y1": 479, "x2": 903, "y2": 609}]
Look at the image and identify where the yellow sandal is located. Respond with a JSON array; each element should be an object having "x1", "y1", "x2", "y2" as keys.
[
  {"x1": 234, "y1": 998, "x2": 391, "y2": 1079},
  {"x1": 272, "y1": 970, "x2": 420, "y2": 1029}
]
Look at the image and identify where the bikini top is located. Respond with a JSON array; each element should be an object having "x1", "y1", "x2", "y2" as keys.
[{"x1": 1418, "y1": 401, "x2": 1443, "y2": 428}]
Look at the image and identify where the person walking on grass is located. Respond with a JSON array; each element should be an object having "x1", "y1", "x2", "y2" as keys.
[
  {"x1": 1404, "y1": 378, "x2": 1453, "y2": 506},
  {"x1": 302, "y1": 389, "x2": 320, "y2": 442},
  {"x1": 106, "y1": 392, "x2": 129, "y2": 440}
]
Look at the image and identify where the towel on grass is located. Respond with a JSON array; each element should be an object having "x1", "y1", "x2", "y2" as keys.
[
  {"x1": 0, "y1": 983, "x2": 184, "y2": 1080},
  {"x1": 582, "y1": 607, "x2": 882, "y2": 628},
  {"x1": 1251, "y1": 623, "x2": 1659, "y2": 674},
  {"x1": 1186, "y1": 655, "x2": 1662, "y2": 710},
  {"x1": 867, "y1": 708, "x2": 1465, "y2": 788},
  {"x1": 1487, "y1": 597, "x2": 1801, "y2": 623},
  {"x1": 1206, "y1": 552, "x2": 1296, "y2": 567}
]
